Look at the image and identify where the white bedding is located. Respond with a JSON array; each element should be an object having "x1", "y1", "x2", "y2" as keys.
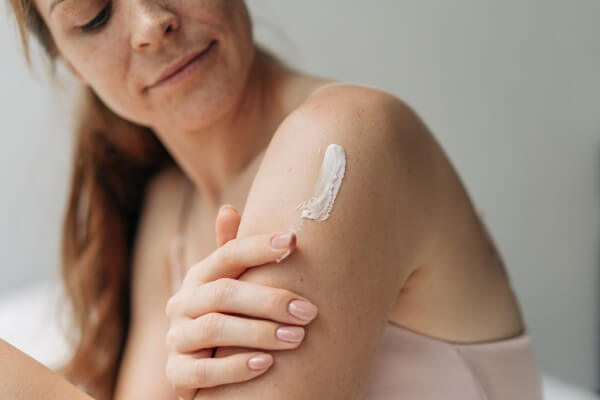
[{"x1": 1, "y1": 278, "x2": 598, "y2": 399}]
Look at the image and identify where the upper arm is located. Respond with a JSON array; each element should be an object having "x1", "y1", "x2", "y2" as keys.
[
  {"x1": 202, "y1": 85, "x2": 441, "y2": 399},
  {"x1": 114, "y1": 166, "x2": 182, "y2": 400}
]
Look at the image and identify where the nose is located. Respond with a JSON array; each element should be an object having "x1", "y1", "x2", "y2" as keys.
[{"x1": 130, "y1": 1, "x2": 180, "y2": 51}]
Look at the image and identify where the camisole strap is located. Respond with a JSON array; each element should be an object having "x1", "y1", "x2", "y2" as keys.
[{"x1": 168, "y1": 177, "x2": 195, "y2": 294}]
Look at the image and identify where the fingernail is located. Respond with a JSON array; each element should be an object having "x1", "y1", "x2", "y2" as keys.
[
  {"x1": 248, "y1": 353, "x2": 273, "y2": 370},
  {"x1": 276, "y1": 326, "x2": 305, "y2": 342},
  {"x1": 271, "y1": 231, "x2": 294, "y2": 249},
  {"x1": 275, "y1": 248, "x2": 292, "y2": 263},
  {"x1": 288, "y1": 300, "x2": 318, "y2": 321},
  {"x1": 220, "y1": 204, "x2": 235, "y2": 213}
]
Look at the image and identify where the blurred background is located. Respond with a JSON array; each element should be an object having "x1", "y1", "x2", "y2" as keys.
[{"x1": 1, "y1": 0, "x2": 598, "y2": 396}]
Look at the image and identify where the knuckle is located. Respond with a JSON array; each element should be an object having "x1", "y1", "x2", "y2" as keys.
[
  {"x1": 165, "y1": 295, "x2": 180, "y2": 318},
  {"x1": 165, "y1": 327, "x2": 179, "y2": 351},
  {"x1": 218, "y1": 240, "x2": 237, "y2": 265},
  {"x1": 197, "y1": 312, "x2": 224, "y2": 343},
  {"x1": 193, "y1": 359, "x2": 210, "y2": 385},
  {"x1": 182, "y1": 261, "x2": 203, "y2": 286},
  {"x1": 209, "y1": 278, "x2": 235, "y2": 305}
]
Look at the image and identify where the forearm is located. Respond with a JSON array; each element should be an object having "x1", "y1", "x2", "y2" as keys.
[{"x1": 0, "y1": 339, "x2": 94, "y2": 400}]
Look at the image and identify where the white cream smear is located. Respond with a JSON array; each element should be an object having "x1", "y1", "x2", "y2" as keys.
[{"x1": 276, "y1": 143, "x2": 347, "y2": 262}]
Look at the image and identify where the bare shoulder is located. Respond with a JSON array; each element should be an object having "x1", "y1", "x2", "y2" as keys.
[
  {"x1": 303, "y1": 80, "x2": 429, "y2": 131},
  {"x1": 256, "y1": 81, "x2": 446, "y2": 259},
  {"x1": 295, "y1": 81, "x2": 443, "y2": 176},
  {"x1": 307, "y1": 86, "x2": 529, "y2": 342}
]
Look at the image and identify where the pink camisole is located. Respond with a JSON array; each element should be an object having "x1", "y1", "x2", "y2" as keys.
[{"x1": 168, "y1": 178, "x2": 544, "y2": 399}]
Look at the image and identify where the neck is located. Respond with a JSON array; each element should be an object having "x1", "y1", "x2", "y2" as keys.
[{"x1": 160, "y1": 46, "x2": 292, "y2": 210}]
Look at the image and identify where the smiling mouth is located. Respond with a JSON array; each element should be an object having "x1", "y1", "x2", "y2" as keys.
[{"x1": 146, "y1": 40, "x2": 217, "y2": 90}]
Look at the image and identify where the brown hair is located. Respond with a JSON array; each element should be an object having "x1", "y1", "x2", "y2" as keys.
[{"x1": 6, "y1": 1, "x2": 174, "y2": 398}]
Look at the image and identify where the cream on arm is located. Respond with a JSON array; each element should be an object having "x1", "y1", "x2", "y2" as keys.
[{"x1": 194, "y1": 85, "x2": 441, "y2": 400}]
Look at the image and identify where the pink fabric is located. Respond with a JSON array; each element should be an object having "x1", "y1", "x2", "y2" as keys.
[
  {"x1": 364, "y1": 322, "x2": 543, "y2": 399},
  {"x1": 169, "y1": 179, "x2": 544, "y2": 399}
]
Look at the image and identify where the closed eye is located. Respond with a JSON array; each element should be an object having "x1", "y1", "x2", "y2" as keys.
[{"x1": 81, "y1": 2, "x2": 112, "y2": 32}]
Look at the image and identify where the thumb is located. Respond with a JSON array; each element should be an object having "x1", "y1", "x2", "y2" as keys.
[{"x1": 215, "y1": 204, "x2": 241, "y2": 247}]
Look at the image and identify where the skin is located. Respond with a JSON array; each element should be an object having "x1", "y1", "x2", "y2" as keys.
[
  {"x1": 7, "y1": 0, "x2": 527, "y2": 398},
  {"x1": 0, "y1": 339, "x2": 94, "y2": 400},
  {"x1": 37, "y1": 0, "x2": 299, "y2": 206}
]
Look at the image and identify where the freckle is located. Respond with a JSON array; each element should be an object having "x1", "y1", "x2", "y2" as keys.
[{"x1": 300, "y1": 277, "x2": 304, "y2": 282}]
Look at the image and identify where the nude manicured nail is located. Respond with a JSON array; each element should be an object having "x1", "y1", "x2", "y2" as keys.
[
  {"x1": 288, "y1": 300, "x2": 318, "y2": 320},
  {"x1": 219, "y1": 204, "x2": 235, "y2": 213},
  {"x1": 276, "y1": 326, "x2": 305, "y2": 342},
  {"x1": 248, "y1": 354, "x2": 273, "y2": 370},
  {"x1": 271, "y1": 231, "x2": 295, "y2": 249}
]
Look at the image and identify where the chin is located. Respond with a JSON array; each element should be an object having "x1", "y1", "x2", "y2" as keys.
[{"x1": 158, "y1": 86, "x2": 239, "y2": 132}]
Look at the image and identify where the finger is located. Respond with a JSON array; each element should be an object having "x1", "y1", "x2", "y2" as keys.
[
  {"x1": 215, "y1": 204, "x2": 241, "y2": 247},
  {"x1": 167, "y1": 351, "x2": 273, "y2": 390},
  {"x1": 167, "y1": 312, "x2": 305, "y2": 353},
  {"x1": 184, "y1": 230, "x2": 296, "y2": 285},
  {"x1": 174, "y1": 385, "x2": 196, "y2": 400},
  {"x1": 168, "y1": 349, "x2": 213, "y2": 400},
  {"x1": 179, "y1": 278, "x2": 318, "y2": 325}
]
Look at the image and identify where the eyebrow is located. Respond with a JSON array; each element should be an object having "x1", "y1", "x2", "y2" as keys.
[{"x1": 49, "y1": 0, "x2": 65, "y2": 14}]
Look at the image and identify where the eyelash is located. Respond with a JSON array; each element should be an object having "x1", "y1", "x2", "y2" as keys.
[{"x1": 81, "y1": 2, "x2": 112, "y2": 32}]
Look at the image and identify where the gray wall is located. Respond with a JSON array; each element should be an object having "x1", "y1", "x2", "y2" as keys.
[
  {"x1": 0, "y1": 9, "x2": 75, "y2": 290},
  {"x1": 1, "y1": 0, "x2": 598, "y2": 393}
]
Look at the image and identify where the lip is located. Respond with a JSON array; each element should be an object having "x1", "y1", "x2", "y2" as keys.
[{"x1": 147, "y1": 40, "x2": 216, "y2": 89}]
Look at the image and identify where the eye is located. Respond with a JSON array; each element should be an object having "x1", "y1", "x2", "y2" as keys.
[{"x1": 80, "y1": 2, "x2": 112, "y2": 32}]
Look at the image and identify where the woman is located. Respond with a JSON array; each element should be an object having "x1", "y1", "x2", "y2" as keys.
[{"x1": 2, "y1": 0, "x2": 544, "y2": 399}]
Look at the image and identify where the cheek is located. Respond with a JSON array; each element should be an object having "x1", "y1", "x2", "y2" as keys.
[
  {"x1": 83, "y1": 63, "x2": 148, "y2": 126},
  {"x1": 77, "y1": 49, "x2": 151, "y2": 125},
  {"x1": 53, "y1": 24, "x2": 146, "y2": 117}
]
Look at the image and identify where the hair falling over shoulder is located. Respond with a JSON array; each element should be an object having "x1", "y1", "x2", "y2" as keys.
[{"x1": 6, "y1": 1, "x2": 174, "y2": 398}]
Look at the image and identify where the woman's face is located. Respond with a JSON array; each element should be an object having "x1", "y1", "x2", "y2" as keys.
[{"x1": 34, "y1": 0, "x2": 255, "y2": 132}]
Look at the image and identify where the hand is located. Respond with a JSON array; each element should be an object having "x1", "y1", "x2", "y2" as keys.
[{"x1": 165, "y1": 205, "x2": 319, "y2": 400}]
